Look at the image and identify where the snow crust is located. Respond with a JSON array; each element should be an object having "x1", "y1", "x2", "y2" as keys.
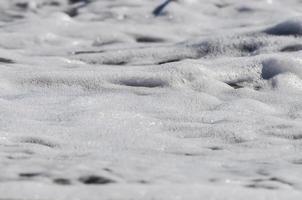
[{"x1": 1, "y1": 0, "x2": 302, "y2": 199}]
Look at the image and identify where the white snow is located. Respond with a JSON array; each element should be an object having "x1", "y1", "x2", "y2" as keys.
[{"x1": 0, "y1": 0, "x2": 302, "y2": 199}]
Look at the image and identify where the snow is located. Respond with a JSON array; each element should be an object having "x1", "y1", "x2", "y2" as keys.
[
  {"x1": 262, "y1": 57, "x2": 302, "y2": 79},
  {"x1": 265, "y1": 19, "x2": 302, "y2": 36},
  {"x1": 0, "y1": 0, "x2": 302, "y2": 199}
]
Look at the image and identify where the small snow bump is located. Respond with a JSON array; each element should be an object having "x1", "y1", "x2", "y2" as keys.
[
  {"x1": 78, "y1": 175, "x2": 115, "y2": 185},
  {"x1": 118, "y1": 77, "x2": 168, "y2": 88}
]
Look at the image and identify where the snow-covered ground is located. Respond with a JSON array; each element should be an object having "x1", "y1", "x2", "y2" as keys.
[{"x1": 1, "y1": 0, "x2": 302, "y2": 199}]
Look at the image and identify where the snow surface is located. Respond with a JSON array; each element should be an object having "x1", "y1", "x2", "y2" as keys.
[{"x1": 1, "y1": 0, "x2": 302, "y2": 199}]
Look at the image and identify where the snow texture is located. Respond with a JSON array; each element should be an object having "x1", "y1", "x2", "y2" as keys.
[{"x1": 0, "y1": 0, "x2": 302, "y2": 199}]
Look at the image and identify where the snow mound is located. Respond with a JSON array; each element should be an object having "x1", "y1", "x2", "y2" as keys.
[
  {"x1": 265, "y1": 19, "x2": 302, "y2": 36},
  {"x1": 262, "y1": 57, "x2": 302, "y2": 79}
]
